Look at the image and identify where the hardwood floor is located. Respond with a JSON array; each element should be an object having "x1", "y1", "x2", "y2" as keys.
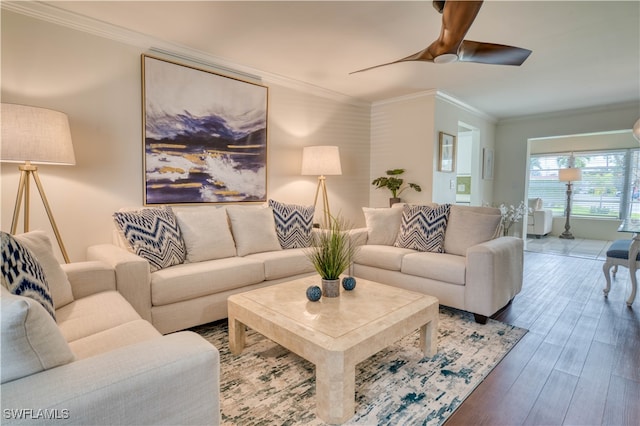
[{"x1": 446, "y1": 251, "x2": 640, "y2": 426}]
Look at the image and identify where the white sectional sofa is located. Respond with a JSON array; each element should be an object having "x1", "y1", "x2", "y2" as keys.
[
  {"x1": 1, "y1": 231, "x2": 220, "y2": 425},
  {"x1": 88, "y1": 202, "x2": 317, "y2": 334},
  {"x1": 526, "y1": 197, "x2": 553, "y2": 238},
  {"x1": 351, "y1": 204, "x2": 524, "y2": 323}
]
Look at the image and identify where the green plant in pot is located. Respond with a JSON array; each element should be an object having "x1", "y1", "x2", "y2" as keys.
[
  {"x1": 305, "y1": 215, "x2": 357, "y2": 297},
  {"x1": 371, "y1": 168, "x2": 422, "y2": 207}
]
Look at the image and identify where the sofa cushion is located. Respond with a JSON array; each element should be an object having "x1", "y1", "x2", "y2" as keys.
[
  {"x1": 444, "y1": 205, "x2": 502, "y2": 256},
  {"x1": 401, "y1": 252, "x2": 466, "y2": 285},
  {"x1": 175, "y1": 207, "x2": 236, "y2": 262},
  {"x1": 268, "y1": 199, "x2": 315, "y2": 249},
  {"x1": 68, "y1": 319, "x2": 161, "y2": 360},
  {"x1": 13, "y1": 230, "x2": 75, "y2": 309},
  {"x1": 1, "y1": 286, "x2": 75, "y2": 384},
  {"x1": 56, "y1": 291, "x2": 142, "y2": 343},
  {"x1": 394, "y1": 204, "x2": 451, "y2": 253},
  {"x1": 245, "y1": 248, "x2": 315, "y2": 280},
  {"x1": 528, "y1": 197, "x2": 543, "y2": 210},
  {"x1": 1, "y1": 231, "x2": 56, "y2": 319},
  {"x1": 151, "y1": 257, "x2": 265, "y2": 306},
  {"x1": 354, "y1": 244, "x2": 416, "y2": 271},
  {"x1": 227, "y1": 205, "x2": 282, "y2": 256},
  {"x1": 362, "y1": 206, "x2": 403, "y2": 245},
  {"x1": 113, "y1": 206, "x2": 186, "y2": 272}
]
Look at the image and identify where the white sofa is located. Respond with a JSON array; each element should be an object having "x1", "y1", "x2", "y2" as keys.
[
  {"x1": 88, "y1": 203, "x2": 317, "y2": 334},
  {"x1": 351, "y1": 204, "x2": 524, "y2": 323},
  {"x1": 526, "y1": 197, "x2": 553, "y2": 238},
  {"x1": 1, "y1": 231, "x2": 220, "y2": 425}
]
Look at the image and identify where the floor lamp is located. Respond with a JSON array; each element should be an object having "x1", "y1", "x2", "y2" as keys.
[
  {"x1": 558, "y1": 167, "x2": 582, "y2": 240},
  {"x1": 301, "y1": 146, "x2": 342, "y2": 228},
  {"x1": 1, "y1": 103, "x2": 76, "y2": 263}
]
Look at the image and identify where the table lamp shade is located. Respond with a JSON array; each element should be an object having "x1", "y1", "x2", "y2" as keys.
[
  {"x1": 559, "y1": 167, "x2": 582, "y2": 182},
  {"x1": 301, "y1": 146, "x2": 342, "y2": 176},
  {"x1": 1, "y1": 103, "x2": 75, "y2": 165}
]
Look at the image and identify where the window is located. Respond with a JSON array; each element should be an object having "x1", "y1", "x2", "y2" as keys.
[{"x1": 529, "y1": 149, "x2": 640, "y2": 219}]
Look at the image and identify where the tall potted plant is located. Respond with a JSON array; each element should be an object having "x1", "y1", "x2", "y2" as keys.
[
  {"x1": 305, "y1": 215, "x2": 357, "y2": 297},
  {"x1": 371, "y1": 168, "x2": 422, "y2": 206}
]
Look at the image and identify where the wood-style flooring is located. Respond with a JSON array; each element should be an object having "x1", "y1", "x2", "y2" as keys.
[{"x1": 446, "y1": 250, "x2": 640, "y2": 426}]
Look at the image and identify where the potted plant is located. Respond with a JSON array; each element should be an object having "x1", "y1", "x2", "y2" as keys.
[
  {"x1": 371, "y1": 169, "x2": 422, "y2": 206},
  {"x1": 305, "y1": 215, "x2": 357, "y2": 297}
]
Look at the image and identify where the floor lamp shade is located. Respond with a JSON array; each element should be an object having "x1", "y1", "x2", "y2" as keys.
[
  {"x1": 1, "y1": 103, "x2": 76, "y2": 263},
  {"x1": 1, "y1": 103, "x2": 75, "y2": 165},
  {"x1": 559, "y1": 167, "x2": 582, "y2": 182},
  {"x1": 301, "y1": 146, "x2": 342, "y2": 176}
]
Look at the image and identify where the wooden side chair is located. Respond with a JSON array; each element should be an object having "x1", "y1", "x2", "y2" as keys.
[{"x1": 602, "y1": 239, "x2": 638, "y2": 307}]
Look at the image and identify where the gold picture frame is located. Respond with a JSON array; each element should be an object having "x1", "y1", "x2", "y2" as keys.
[{"x1": 438, "y1": 132, "x2": 456, "y2": 172}]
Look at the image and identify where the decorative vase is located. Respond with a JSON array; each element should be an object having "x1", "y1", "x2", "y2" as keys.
[
  {"x1": 389, "y1": 197, "x2": 401, "y2": 207},
  {"x1": 321, "y1": 279, "x2": 340, "y2": 298}
]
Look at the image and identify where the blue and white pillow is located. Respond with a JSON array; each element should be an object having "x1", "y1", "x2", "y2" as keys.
[
  {"x1": 1, "y1": 231, "x2": 56, "y2": 320},
  {"x1": 268, "y1": 200, "x2": 315, "y2": 249},
  {"x1": 394, "y1": 204, "x2": 451, "y2": 252},
  {"x1": 113, "y1": 206, "x2": 186, "y2": 272}
]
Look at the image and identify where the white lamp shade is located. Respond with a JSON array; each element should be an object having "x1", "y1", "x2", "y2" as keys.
[
  {"x1": 559, "y1": 168, "x2": 582, "y2": 182},
  {"x1": 1, "y1": 103, "x2": 75, "y2": 165},
  {"x1": 633, "y1": 118, "x2": 640, "y2": 142},
  {"x1": 301, "y1": 145, "x2": 342, "y2": 176}
]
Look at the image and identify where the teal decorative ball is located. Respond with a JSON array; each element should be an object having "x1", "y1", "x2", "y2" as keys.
[
  {"x1": 342, "y1": 276, "x2": 357, "y2": 291},
  {"x1": 306, "y1": 285, "x2": 322, "y2": 301}
]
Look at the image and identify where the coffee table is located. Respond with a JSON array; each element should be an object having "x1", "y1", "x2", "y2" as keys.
[{"x1": 227, "y1": 276, "x2": 439, "y2": 424}]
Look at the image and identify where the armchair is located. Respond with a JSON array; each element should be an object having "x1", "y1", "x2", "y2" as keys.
[{"x1": 526, "y1": 197, "x2": 553, "y2": 238}]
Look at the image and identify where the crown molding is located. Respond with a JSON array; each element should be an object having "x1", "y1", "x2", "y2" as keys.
[
  {"x1": 2, "y1": 1, "x2": 369, "y2": 107},
  {"x1": 498, "y1": 100, "x2": 640, "y2": 125},
  {"x1": 372, "y1": 89, "x2": 496, "y2": 123}
]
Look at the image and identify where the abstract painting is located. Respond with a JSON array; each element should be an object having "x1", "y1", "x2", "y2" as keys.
[{"x1": 142, "y1": 55, "x2": 268, "y2": 204}]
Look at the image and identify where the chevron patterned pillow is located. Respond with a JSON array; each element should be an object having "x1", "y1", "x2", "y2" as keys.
[
  {"x1": 1, "y1": 232, "x2": 56, "y2": 320},
  {"x1": 268, "y1": 200, "x2": 315, "y2": 249},
  {"x1": 394, "y1": 204, "x2": 451, "y2": 252},
  {"x1": 113, "y1": 206, "x2": 186, "y2": 272}
]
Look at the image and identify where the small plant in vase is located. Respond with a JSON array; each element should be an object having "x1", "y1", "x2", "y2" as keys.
[
  {"x1": 372, "y1": 169, "x2": 422, "y2": 207},
  {"x1": 305, "y1": 215, "x2": 357, "y2": 298}
]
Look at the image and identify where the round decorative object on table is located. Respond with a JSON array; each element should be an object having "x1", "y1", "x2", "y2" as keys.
[
  {"x1": 321, "y1": 279, "x2": 340, "y2": 298},
  {"x1": 342, "y1": 276, "x2": 357, "y2": 291},
  {"x1": 306, "y1": 285, "x2": 322, "y2": 301}
]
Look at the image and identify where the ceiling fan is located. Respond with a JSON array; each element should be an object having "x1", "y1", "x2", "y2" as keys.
[{"x1": 351, "y1": 0, "x2": 532, "y2": 74}]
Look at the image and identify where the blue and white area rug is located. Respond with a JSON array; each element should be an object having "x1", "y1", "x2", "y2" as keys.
[{"x1": 192, "y1": 306, "x2": 527, "y2": 425}]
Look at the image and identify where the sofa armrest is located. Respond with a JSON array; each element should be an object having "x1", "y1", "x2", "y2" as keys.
[
  {"x1": 465, "y1": 236, "x2": 524, "y2": 317},
  {"x1": 61, "y1": 261, "x2": 116, "y2": 300},
  {"x1": 1, "y1": 332, "x2": 220, "y2": 426},
  {"x1": 86, "y1": 244, "x2": 152, "y2": 322}
]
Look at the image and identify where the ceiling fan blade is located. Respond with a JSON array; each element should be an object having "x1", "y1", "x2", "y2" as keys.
[
  {"x1": 350, "y1": 49, "x2": 434, "y2": 74},
  {"x1": 426, "y1": 0, "x2": 484, "y2": 59},
  {"x1": 458, "y1": 40, "x2": 532, "y2": 65}
]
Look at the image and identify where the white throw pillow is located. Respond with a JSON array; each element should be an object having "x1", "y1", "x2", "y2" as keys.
[
  {"x1": 528, "y1": 198, "x2": 543, "y2": 210},
  {"x1": 444, "y1": 206, "x2": 502, "y2": 256},
  {"x1": 362, "y1": 206, "x2": 403, "y2": 246},
  {"x1": 13, "y1": 231, "x2": 74, "y2": 310},
  {"x1": 175, "y1": 207, "x2": 236, "y2": 262},
  {"x1": 226, "y1": 206, "x2": 282, "y2": 257},
  {"x1": 1, "y1": 286, "x2": 75, "y2": 384}
]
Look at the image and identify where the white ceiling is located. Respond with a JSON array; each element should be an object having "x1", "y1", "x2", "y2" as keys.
[{"x1": 30, "y1": 1, "x2": 640, "y2": 119}]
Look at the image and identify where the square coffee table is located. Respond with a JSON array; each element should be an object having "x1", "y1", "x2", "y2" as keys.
[{"x1": 227, "y1": 276, "x2": 439, "y2": 424}]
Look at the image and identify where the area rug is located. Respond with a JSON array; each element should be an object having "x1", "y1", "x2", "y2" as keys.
[{"x1": 191, "y1": 306, "x2": 527, "y2": 425}]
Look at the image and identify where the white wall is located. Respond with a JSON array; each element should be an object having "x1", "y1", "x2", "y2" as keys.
[
  {"x1": 1, "y1": 11, "x2": 370, "y2": 262},
  {"x1": 369, "y1": 93, "x2": 436, "y2": 207},
  {"x1": 495, "y1": 103, "x2": 640, "y2": 239}
]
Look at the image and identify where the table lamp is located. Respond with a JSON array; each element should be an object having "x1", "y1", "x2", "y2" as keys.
[
  {"x1": 558, "y1": 167, "x2": 582, "y2": 240},
  {"x1": 1, "y1": 103, "x2": 76, "y2": 262},
  {"x1": 301, "y1": 146, "x2": 342, "y2": 228}
]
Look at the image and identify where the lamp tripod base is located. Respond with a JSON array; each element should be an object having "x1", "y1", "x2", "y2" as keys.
[{"x1": 559, "y1": 232, "x2": 575, "y2": 240}]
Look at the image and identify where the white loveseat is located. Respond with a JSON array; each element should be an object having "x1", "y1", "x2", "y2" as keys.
[
  {"x1": 351, "y1": 204, "x2": 524, "y2": 323},
  {"x1": 1, "y1": 231, "x2": 220, "y2": 425},
  {"x1": 88, "y1": 202, "x2": 316, "y2": 334}
]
